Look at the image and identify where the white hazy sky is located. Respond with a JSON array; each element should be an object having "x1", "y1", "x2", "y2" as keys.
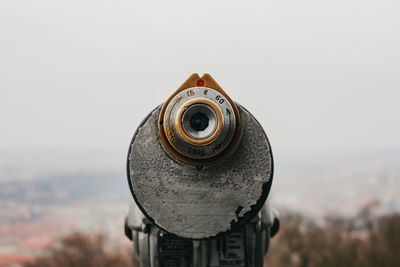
[{"x1": 1, "y1": 0, "x2": 399, "y2": 152}]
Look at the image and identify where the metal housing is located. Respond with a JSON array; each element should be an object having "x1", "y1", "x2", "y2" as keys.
[{"x1": 127, "y1": 104, "x2": 273, "y2": 239}]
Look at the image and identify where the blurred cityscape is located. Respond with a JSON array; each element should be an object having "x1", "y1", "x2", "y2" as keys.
[{"x1": 0, "y1": 147, "x2": 399, "y2": 266}]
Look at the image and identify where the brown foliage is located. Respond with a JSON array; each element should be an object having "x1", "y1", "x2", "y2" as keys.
[
  {"x1": 24, "y1": 233, "x2": 139, "y2": 267},
  {"x1": 265, "y1": 212, "x2": 400, "y2": 267}
]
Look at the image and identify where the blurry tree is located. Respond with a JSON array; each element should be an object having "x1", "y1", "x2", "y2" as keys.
[
  {"x1": 24, "y1": 232, "x2": 138, "y2": 267},
  {"x1": 265, "y1": 211, "x2": 400, "y2": 267}
]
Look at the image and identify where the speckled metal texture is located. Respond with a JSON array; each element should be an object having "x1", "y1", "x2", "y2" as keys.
[{"x1": 127, "y1": 104, "x2": 273, "y2": 239}]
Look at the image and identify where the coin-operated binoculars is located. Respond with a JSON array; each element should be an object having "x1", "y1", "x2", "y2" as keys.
[{"x1": 125, "y1": 74, "x2": 279, "y2": 267}]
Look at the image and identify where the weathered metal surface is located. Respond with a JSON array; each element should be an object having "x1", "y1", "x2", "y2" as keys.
[
  {"x1": 125, "y1": 200, "x2": 278, "y2": 267},
  {"x1": 127, "y1": 104, "x2": 273, "y2": 239}
]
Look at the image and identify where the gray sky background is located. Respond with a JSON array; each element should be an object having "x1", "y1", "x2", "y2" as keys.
[{"x1": 1, "y1": 0, "x2": 399, "y2": 154}]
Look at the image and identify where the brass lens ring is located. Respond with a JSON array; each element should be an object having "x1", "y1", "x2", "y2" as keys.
[
  {"x1": 175, "y1": 98, "x2": 224, "y2": 146},
  {"x1": 162, "y1": 87, "x2": 237, "y2": 160}
]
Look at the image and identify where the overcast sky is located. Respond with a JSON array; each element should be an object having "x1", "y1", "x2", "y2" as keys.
[{"x1": 1, "y1": 0, "x2": 399, "y2": 154}]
